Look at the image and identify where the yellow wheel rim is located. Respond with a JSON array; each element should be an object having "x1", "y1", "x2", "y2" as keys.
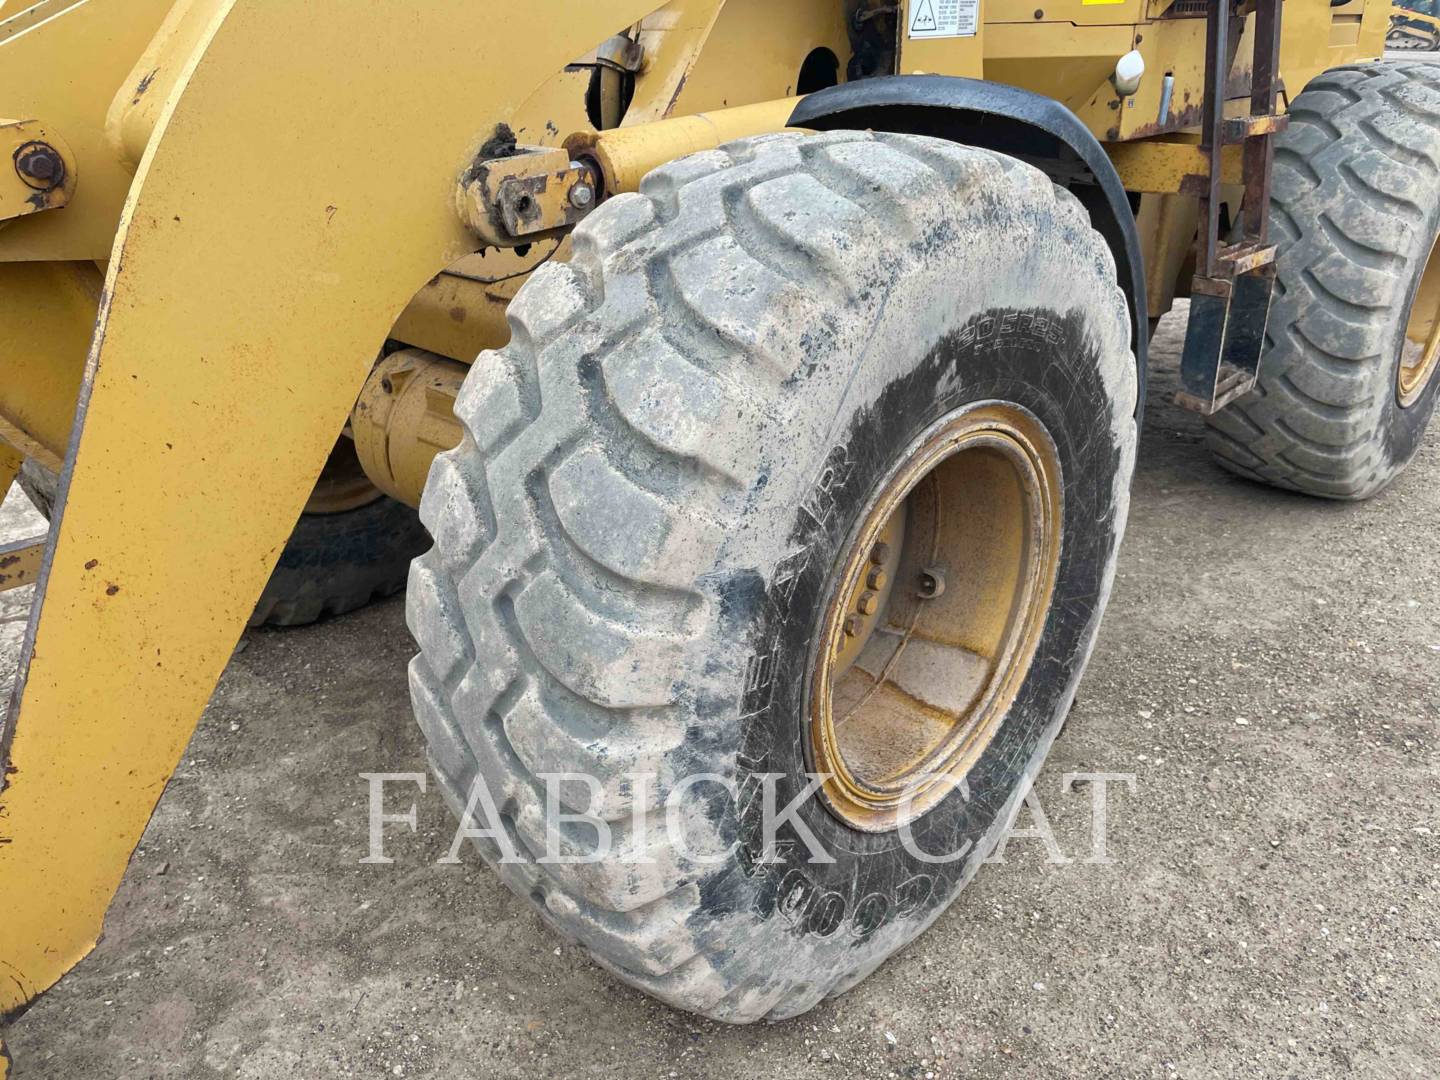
[
  {"x1": 809, "y1": 403, "x2": 1063, "y2": 833},
  {"x1": 1399, "y1": 234, "x2": 1440, "y2": 408}
]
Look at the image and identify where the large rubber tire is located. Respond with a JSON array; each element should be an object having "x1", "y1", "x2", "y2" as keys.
[
  {"x1": 408, "y1": 131, "x2": 1137, "y2": 1022},
  {"x1": 16, "y1": 458, "x2": 427, "y2": 628},
  {"x1": 248, "y1": 497, "x2": 430, "y2": 627},
  {"x1": 1206, "y1": 62, "x2": 1440, "y2": 499}
]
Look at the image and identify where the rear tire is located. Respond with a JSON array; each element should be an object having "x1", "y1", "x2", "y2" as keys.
[
  {"x1": 247, "y1": 495, "x2": 429, "y2": 627},
  {"x1": 408, "y1": 131, "x2": 1136, "y2": 1021},
  {"x1": 1206, "y1": 61, "x2": 1440, "y2": 498}
]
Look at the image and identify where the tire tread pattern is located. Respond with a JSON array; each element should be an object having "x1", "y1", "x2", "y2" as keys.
[
  {"x1": 1207, "y1": 61, "x2": 1440, "y2": 497},
  {"x1": 409, "y1": 131, "x2": 1127, "y2": 1020}
]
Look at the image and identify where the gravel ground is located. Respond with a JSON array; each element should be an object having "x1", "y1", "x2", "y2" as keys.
[{"x1": 1, "y1": 305, "x2": 1437, "y2": 1079}]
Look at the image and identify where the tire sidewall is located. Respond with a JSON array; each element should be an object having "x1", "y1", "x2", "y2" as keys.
[{"x1": 713, "y1": 301, "x2": 1131, "y2": 951}]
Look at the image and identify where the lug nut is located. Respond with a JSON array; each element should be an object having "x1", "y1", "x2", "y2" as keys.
[
  {"x1": 866, "y1": 568, "x2": 887, "y2": 590},
  {"x1": 842, "y1": 614, "x2": 861, "y2": 637},
  {"x1": 856, "y1": 591, "x2": 878, "y2": 616},
  {"x1": 869, "y1": 542, "x2": 890, "y2": 565}
]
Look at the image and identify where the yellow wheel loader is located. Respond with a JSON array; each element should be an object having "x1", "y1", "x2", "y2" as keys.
[{"x1": 0, "y1": 0, "x2": 1427, "y2": 1048}]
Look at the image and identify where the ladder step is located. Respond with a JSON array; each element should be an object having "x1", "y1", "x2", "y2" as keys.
[
  {"x1": 1216, "y1": 240, "x2": 1277, "y2": 276},
  {"x1": 1223, "y1": 113, "x2": 1289, "y2": 142},
  {"x1": 1177, "y1": 269, "x2": 1276, "y2": 415}
]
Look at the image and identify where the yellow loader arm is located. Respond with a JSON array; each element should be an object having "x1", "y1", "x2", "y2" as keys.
[{"x1": 0, "y1": 0, "x2": 662, "y2": 1022}]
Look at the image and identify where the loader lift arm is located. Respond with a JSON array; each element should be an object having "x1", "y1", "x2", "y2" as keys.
[{"x1": 0, "y1": 0, "x2": 661, "y2": 1021}]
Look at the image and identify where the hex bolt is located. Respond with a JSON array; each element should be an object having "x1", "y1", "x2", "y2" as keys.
[
  {"x1": 568, "y1": 181, "x2": 596, "y2": 210},
  {"x1": 842, "y1": 614, "x2": 861, "y2": 638},
  {"x1": 22, "y1": 153, "x2": 54, "y2": 180},
  {"x1": 856, "y1": 591, "x2": 878, "y2": 616},
  {"x1": 14, "y1": 142, "x2": 63, "y2": 189},
  {"x1": 866, "y1": 568, "x2": 887, "y2": 591},
  {"x1": 869, "y1": 542, "x2": 890, "y2": 566}
]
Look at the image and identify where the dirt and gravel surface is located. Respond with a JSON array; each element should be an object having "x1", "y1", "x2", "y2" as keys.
[{"x1": 1, "y1": 306, "x2": 1437, "y2": 1078}]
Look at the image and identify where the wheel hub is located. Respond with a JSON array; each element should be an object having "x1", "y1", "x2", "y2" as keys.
[
  {"x1": 809, "y1": 403, "x2": 1064, "y2": 833},
  {"x1": 305, "y1": 437, "x2": 387, "y2": 514},
  {"x1": 1399, "y1": 234, "x2": 1440, "y2": 407}
]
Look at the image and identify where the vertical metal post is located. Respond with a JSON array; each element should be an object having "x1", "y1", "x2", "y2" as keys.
[
  {"x1": 1197, "y1": 0, "x2": 1230, "y2": 280},
  {"x1": 1242, "y1": 0, "x2": 1283, "y2": 243},
  {"x1": 1178, "y1": 0, "x2": 1287, "y2": 415}
]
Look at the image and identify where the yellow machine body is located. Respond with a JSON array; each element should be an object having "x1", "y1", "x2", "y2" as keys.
[{"x1": 0, "y1": 0, "x2": 1387, "y2": 1058}]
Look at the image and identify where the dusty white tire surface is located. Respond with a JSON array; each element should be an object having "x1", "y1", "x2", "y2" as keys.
[{"x1": 408, "y1": 131, "x2": 1137, "y2": 1021}]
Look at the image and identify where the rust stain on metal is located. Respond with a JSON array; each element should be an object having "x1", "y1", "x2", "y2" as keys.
[
  {"x1": 1125, "y1": 98, "x2": 1204, "y2": 141},
  {"x1": 0, "y1": 540, "x2": 45, "y2": 592}
]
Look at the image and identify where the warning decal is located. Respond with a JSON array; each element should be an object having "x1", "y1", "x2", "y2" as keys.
[{"x1": 908, "y1": 0, "x2": 979, "y2": 38}]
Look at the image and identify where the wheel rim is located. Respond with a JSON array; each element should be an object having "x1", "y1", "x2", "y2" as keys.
[
  {"x1": 305, "y1": 437, "x2": 386, "y2": 514},
  {"x1": 808, "y1": 402, "x2": 1063, "y2": 833},
  {"x1": 1399, "y1": 234, "x2": 1440, "y2": 407}
]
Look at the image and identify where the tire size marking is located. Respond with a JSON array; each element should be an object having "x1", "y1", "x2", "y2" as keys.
[{"x1": 956, "y1": 311, "x2": 1066, "y2": 351}]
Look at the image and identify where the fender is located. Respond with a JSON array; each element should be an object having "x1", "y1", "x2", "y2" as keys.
[{"x1": 791, "y1": 75, "x2": 1148, "y2": 416}]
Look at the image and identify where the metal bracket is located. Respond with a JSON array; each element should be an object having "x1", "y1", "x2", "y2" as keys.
[
  {"x1": 1177, "y1": 269, "x2": 1277, "y2": 412},
  {"x1": 1176, "y1": 0, "x2": 1285, "y2": 415},
  {"x1": 457, "y1": 141, "x2": 600, "y2": 247}
]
